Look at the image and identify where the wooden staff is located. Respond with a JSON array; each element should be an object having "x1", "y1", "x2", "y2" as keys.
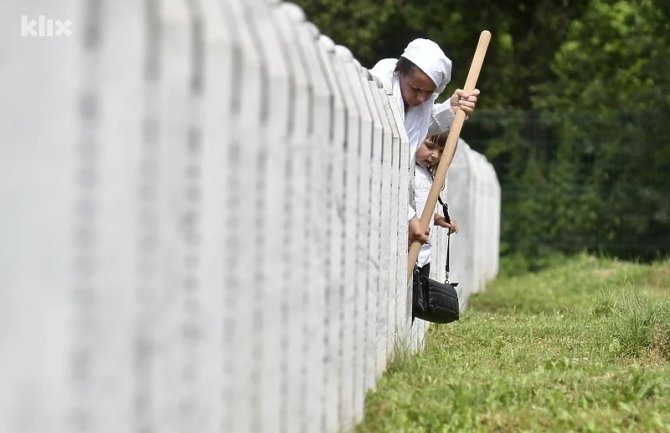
[{"x1": 406, "y1": 30, "x2": 491, "y2": 283}]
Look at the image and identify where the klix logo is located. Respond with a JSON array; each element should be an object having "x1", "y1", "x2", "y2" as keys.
[{"x1": 21, "y1": 15, "x2": 72, "y2": 37}]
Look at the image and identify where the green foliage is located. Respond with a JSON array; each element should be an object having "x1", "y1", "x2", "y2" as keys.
[
  {"x1": 356, "y1": 256, "x2": 670, "y2": 433},
  {"x1": 529, "y1": 0, "x2": 670, "y2": 260}
]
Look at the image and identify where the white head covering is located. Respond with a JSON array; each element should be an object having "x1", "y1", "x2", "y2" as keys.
[{"x1": 401, "y1": 38, "x2": 452, "y2": 94}]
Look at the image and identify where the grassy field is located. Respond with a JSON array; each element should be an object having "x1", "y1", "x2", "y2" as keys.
[{"x1": 356, "y1": 255, "x2": 670, "y2": 433}]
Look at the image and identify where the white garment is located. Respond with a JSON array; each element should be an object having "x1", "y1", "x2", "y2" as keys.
[
  {"x1": 369, "y1": 55, "x2": 455, "y2": 220},
  {"x1": 414, "y1": 165, "x2": 436, "y2": 267}
]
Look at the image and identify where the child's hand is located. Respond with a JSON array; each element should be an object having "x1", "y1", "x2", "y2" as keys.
[{"x1": 434, "y1": 214, "x2": 459, "y2": 234}]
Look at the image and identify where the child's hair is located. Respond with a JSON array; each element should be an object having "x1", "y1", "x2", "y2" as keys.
[{"x1": 425, "y1": 132, "x2": 449, "y2": 175}]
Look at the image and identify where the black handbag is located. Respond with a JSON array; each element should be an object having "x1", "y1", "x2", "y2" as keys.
[
  {"x1": 412, "y1": 260, "x2": 460, "y2": 324},
  {"x1": 411, "y1": 197, "x2": 460, "y2": 324}
]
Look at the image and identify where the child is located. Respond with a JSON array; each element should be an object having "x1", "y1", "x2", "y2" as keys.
[{"x1": 413, "y1": 132, "x2": 459, "y2": 278}]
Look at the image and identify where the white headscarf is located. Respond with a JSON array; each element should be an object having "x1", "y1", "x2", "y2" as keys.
[{"x1": 401, "y1": 38, "x2": 452, "y2": 94}]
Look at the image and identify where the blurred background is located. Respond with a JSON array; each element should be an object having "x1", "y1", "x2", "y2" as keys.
[{"x1": 291, "y1": 0, "x2": 670, "y2": 272}]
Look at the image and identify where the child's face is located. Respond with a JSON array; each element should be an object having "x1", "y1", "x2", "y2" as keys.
[{"x1": 416, "y1": 138, "x2": 443, "y2": 168}]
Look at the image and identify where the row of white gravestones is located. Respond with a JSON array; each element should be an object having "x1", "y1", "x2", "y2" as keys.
[{"x1": 0, "y1": 0, "x2": 499, "y2": 433}]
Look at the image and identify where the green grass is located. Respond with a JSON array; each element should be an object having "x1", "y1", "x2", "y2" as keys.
[{"x1": 356, "y1": 254, "x2": 670, "y2": 433}]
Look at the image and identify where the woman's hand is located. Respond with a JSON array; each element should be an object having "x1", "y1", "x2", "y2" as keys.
[
  {"x1": 408, "y1": 216, "x2": 430, "y2": 246},
  {"x1": 450, "y1": 88, "x2": 480, "y2": 117}
]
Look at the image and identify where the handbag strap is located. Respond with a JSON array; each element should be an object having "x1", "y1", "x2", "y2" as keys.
[
  {"x1": 430, "y1": 171, "x2": 452, "y2": 282},
  {"x1": 437, "y1": 195, "x2": 451, "y2": 282}
]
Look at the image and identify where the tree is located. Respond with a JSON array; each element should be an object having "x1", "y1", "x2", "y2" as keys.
[{"x1": 532, "y1": 0, "x2": 670, "y2": 259}]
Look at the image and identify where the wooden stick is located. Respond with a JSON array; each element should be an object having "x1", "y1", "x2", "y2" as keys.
[{"x1": 406, "y1": 30, "x2": 491, "y2": 283}]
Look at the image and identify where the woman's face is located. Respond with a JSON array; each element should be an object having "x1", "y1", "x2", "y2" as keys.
[
  {"x1": 416, "y1": 138, "x2": 443, "y2": 168},
  {"x1": 399, "y1": 68, "x2": 437, "y2": 108}
]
